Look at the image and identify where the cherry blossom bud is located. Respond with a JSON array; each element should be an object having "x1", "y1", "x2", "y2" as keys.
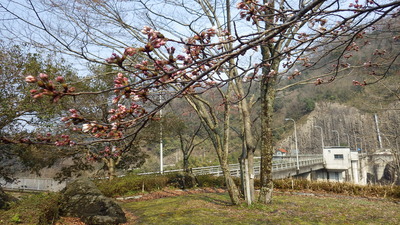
[
  {"x1": 112, "y1": 96, "x2": 120, "y2": 104},
  {"x1": 33, "y1": 93, "x2": 44, "y2": 99},
  {"x1": 141, "y1": 26, "x2": 152, "y2": 34},
  {"x1": 267, "y1": 70, "x2": 277, "y2": 77},
  {"x1": 25, "y1": 75, "x2": 37, "y2": 83},
  {"x1": 56, "y1": 76, "x2": 65, "y2": 83},
  {"x1": 82, "y1": 124, "x2": 91, "y2": 133},
  {"x1": 176, "y1": 55, "x2": 185, "y2": 61},
  {"x1": 124, "y1": 47, "x2": 137, "y2": 56},
  {"x1": 39, "y1": 73, "x2": 49, "y2": 80},
  {"x1": 132, "y1": 95, "x2": 140, "y2": 101}
]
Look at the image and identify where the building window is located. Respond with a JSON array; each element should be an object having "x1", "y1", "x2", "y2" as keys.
[{"x1": 334, "y1": 154, "x2": 344, "y2": 159}]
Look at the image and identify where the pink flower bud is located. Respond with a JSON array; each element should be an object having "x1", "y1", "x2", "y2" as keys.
[
  {"x1": 33, "y1": 93, "x2": 44, "y2": 99},
  {"x1": 25, "y1": 75, "x2": 37, "y2": 83},
  {"x1": 39, "y1": 73, "x2": 49, "y2": 80},
  {"x1": 82, "y1": 124, "x2": 91, "y2": 133},
  {"x1": 124, "y1": 47, "x2": 137, "y2": 56},
  {"x1": 68, "y1": 87, "x2": 75, "y2": 93},
  {"x1": 56, "y1": 76, "x2": 65, "y2": 83}
]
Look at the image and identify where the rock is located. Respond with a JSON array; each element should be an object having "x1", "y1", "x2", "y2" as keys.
[
  {"x1": 116, "y1": 195, "x2": 143, "y2": 201},
  {"x1": 59, "y1": 178, "x2": 127, "y2": 225},
  {"x1": 379, "y1": 162, "x2": 399, "y2": 185}
]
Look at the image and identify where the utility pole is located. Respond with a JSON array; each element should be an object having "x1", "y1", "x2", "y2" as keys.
[
  {"x1": 344, "y1": 133, "x2": 350, "y2": 147},
  {"x1": 332, "y1": 130, "x2": 340, "y2": 146},
  {"x1": 159, "y1": 94, "x2": 164, "y2": 174},
  {"x1": 374, "y1": 114, "x2": 383, "y2": 149},
  {"x1": 314, "y1": 125, "x2": 325, "y2": 150}
]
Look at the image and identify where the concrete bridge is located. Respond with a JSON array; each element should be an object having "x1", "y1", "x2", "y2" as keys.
[
  {"x1": 164, "y1": 147, "x2": 394, "y2": 185},
  {"x1": 1, "y1": 148, "x2": 394, "y2": 192}
]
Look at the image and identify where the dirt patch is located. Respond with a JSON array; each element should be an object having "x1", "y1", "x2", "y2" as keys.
[
  {"x1": 117, "y1": 187, "x2": 227, "y2": 203},
  {"x1": 56, "y1": 217, "x2": 85, "y2": 225}
]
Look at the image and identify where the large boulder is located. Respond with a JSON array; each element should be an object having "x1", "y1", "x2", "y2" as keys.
[
  {"x1": 379, "y1": 162, "x2": 400, "y2": 185},
  {"x1": 59, "y1": 178, "x2": 126, "y2": 225}
]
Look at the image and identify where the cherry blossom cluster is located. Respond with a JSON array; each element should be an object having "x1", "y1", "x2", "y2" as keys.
[
  {"x1": 288, "y1": 69, "x2": 301, "y2": 80},
  {"x1": 108, "y1": 103, "x2": 144, "y2": 122},
  {"x1": 236, "y1": 0, "x2": 272, "y2": 24},
  {"x1": 105, "y1": 25, "x2": 226, "y2": 95},
  {"x1": 81, "y1": 122, "x2": 119, "y2": 139},
  {"x1": 314, "y1": 78, "x2": 324, "y2": 85},
  {"x1": 141, "y1": 26, "x2": 167, "y2": 49},
  {"x1": 349, "y1": 0, "x2": 377, "y2": 10},
  {"x1": 25, "y1": 73, "x2": 75, "y2": 103},
  {"x1": 352, "y1": 80, "x2": 367, "y2": 86},
  {"x1": 373, "y1": 49, "x2": 387, "y2": 56},
  {"x1": 86, "y1": 146, "x2": 122, "y2": 162},
  {"x1": 61, "y1": 109, "x2": 85, "y2": 125},
  {"x1": 55, "y1": 134, "x2": 76, "y2": 146}
]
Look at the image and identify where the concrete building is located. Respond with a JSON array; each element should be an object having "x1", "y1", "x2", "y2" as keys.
[{"x1": 315, "y1": 147, "x2": 360, "y2": 183}]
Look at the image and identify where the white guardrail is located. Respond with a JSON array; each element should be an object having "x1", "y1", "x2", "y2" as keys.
[{"x1": 0, "y1": 178, "x2": 67, "y2": 192}]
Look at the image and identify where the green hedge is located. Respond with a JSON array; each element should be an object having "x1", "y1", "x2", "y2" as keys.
[
  {"x1": 95, "y1": 174, "x2": 400, "y2": 200},
  {"x1": 273, "y1": 178, "x2": 400, "y2": 199},
  {"x1": 95, "y1": 173, "x2": 232, "y2": 197}
]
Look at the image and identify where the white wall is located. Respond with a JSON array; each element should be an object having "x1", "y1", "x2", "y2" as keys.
[{"x1": 323, "y1": 147, "x2": 351, "y2": 170}]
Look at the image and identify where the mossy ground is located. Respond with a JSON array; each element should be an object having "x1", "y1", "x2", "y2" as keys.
[
  {"x1": 121, "y1": 192, "x2": 400, "y2": 225},
  {"x1": 1, "y1": 189, "x2": 400, "y2": 224}
]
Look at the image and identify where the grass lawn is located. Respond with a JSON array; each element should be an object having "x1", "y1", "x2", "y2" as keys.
[{"x1": 120, "y1": 191, "x2": 400, "y2": 225}]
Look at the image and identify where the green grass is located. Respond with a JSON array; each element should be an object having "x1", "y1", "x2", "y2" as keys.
[
  {"x1": 121, "y1": 192, "x2": 400, "y2": 224},
  {"x1": 0, "y1": 192, "x2": 59, "y2": 225},
  {"x1": 2, "y1": 189, "x2": 400, "y2": 224}
]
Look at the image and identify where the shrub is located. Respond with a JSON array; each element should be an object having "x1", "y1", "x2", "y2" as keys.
[
  {"x1": 95, "y1": 173, "x2": 235, "y2": 197},
  {"x1": 165, "y1": 173, "x2": 197, "y2": 189},
  {"x1": 0, "y1": 192, "x2": 60, "y2": 224},
  {"x1": 96, "y1": 174, "x2": 170, "y2": 197},
  {"x1": 37, "y1": 193, "x2": 60, "y2": 225},
  {"x1": 196, "y1": 175, "x2": 226, "y2": 188},
  {"x1": 272, "y1": 178, "x2": 400, "y2": 199}
]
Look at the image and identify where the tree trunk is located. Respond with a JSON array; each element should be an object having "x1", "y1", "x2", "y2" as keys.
[
  {"x1": 247, "y1": 149, "x2": 255, "y2": 202},
  {"x1": 183, "y1": 156, "x2": 190, "y2": 173},
  {"x1": 258, "y1": 59, "x2": 278, "y2": 204},
  {"x1": 220, "y1": 160, "x2": 241, "y2": 205},
  {"x1": 239, "y1": 141, "x2": 255, "y2": 205},
  {"x1": 184, "y1": 95, "x2": 241, "y2": 205},
  {"x1": 106, "y1": 158, "x2": 116, "y2": 181}
]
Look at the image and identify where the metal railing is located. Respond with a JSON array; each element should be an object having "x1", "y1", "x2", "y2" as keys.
[{"x1": 139, "y1": 155, "x2": 324, "y2": 177}]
